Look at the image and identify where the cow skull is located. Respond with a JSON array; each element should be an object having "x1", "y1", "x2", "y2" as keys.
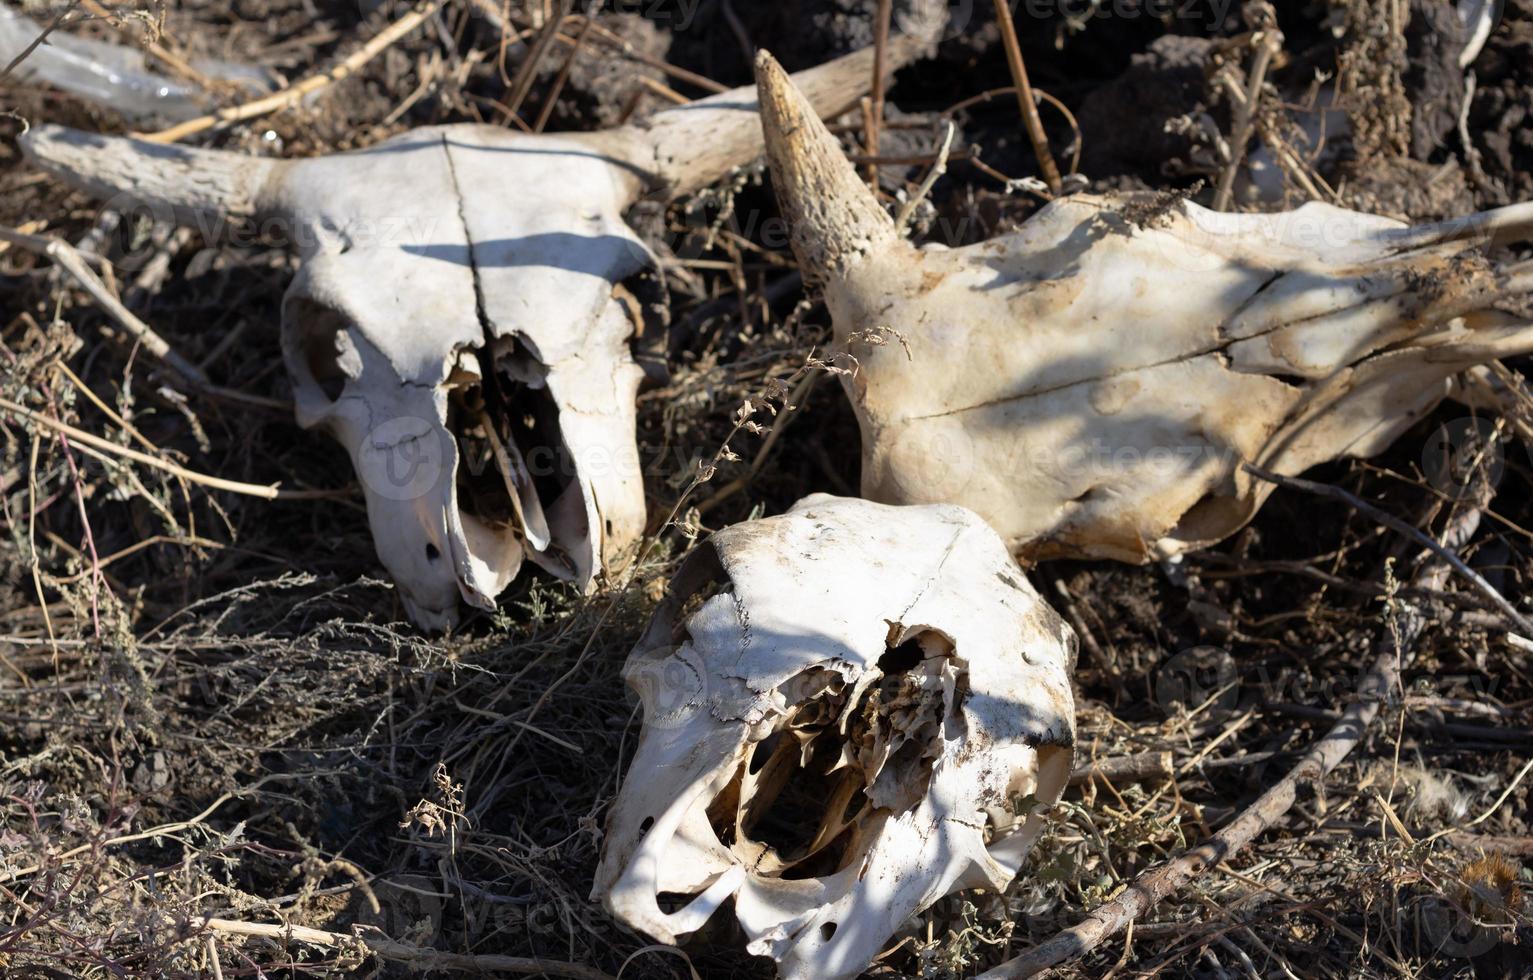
[
  {"x1": 756, "y1": 50, "x2": 1533, "y2": 564},
  {"x1": 593, "y1": 494, "x2": 1076, "y2": 980},
  {"x1": 20, "y1": 40, "x2": 923, "y2": 629}
]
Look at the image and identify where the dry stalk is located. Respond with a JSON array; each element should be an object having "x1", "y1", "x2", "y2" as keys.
[
  {"x1": 980, "y1": 474, "x2": 1497, "y2": 978},
  {"x1": 1212, "y1": 6, "x2": 1284, "y2": 211},
  {"x1": 141, "y1": 0, "x2": 448, "y2": 142},
  {"x1": 194, "y1": 918, "x2": 617, "y2": 980},
  {"x1": 991, "y1": 0, "x2": 1061, "y2": 195},
  {"x1": 865, "y1": 0, "x2": 893, "y2": 189},
  {"x1": 0, "y1": 396, "x2": 339, "y2": 501}
]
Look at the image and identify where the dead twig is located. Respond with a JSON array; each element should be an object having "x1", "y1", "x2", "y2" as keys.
[
  {"x1": 532, "y1": 7, "x2": 594, "y2": 132},
  {"x1": 1, "y1": 1, "x2": 79, "y2": 78},
  {"x1": 1242, "y1": 463, "x2": 1532, "y2": 636},
  {"x1": 1069, "y1": 752, "x2": 1175, "y2": 788},
  {"x1": 865, "y1": 0, "x2": 893, "y2": 190},
  {"x1": 0, "y1": 397, "x2": 339, "y2": 501},
  {"x1": 194, "y1": 918, "x2": 615, "y2": 980},
  {"x1": 990, "y1": 0, "x2": 1061, "y2": 195},
  {"x1": 1212, "y1": 11, "x2": 1284, "y2": 211},
  {"x1": 895, "y1": 120, "x2": 956, "y2": 232},
  {"x1": 499, "y1": 0, "x2": 573, "y2": 125},
  {"x1": 1, "y1": 225, "x2": 287, "y2": 411},
  {"x1": 141, "y1": 0, "x2": 447, "y2": 142},
  {"x1": 980, "y1": 478, "x2": 1493, "y2": 978}
]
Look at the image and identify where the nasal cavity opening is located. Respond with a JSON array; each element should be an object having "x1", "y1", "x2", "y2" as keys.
[
  {"x1": 285, "y1": 298, "x2": 359, "y2": 404},
  {"x1": 705, "y1": 641, "x2": 952, "y2": 883},
  {"x1": 449, "y1": 338, "x2": 584, "y2": 572}
]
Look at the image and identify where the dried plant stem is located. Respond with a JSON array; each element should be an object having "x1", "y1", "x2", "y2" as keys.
[
  {"x1": 2, "y1": 226, "x2": 287, "y2": 411},
  {"x1": 194, "y1": 918, "x2": 616, "y2": 979},
  {"x1": 1243, "y1": 464, "x2": 1532, "y2": 635},
  {"x1": 991, "y1": 0, "x2": 1061, "y2": 195},
  {"x1": 695, "y1": 369, "x2": 823, "y2": 514},
  {"x1": 500, "y1": 0, "x2": 573, "y2": 124},
  {"x1": 561, "y1": 22, "x2": 727, "y2": 93},
  {"x1": 1, "y1": 774, "x2": 309, "y2": 883},
  {"x1": 532, "y1": 8, "x2": 594, "y2": 131},
  {"x1": 1211, "y1": 25, "x2": 1283, "y2": 211},
  {"x1": 895, "y1": 120, "x2": 956, "y2": 231},
  {"x1": 141, "y1": 0, "x2": 447, "y2": 142},
  {"x1": 77, "y1": 0, "x2": 217, "y2": 91},
  {"x1": 865, "y1": 0, "x2": 893, "y2": 189},
  {"x1": 3, "y1": 227, "x2": 202, "y2": 384},
  {"x1": 0, "y1": 1, "x2": 77, "y2": 78},
  {"x1": 0, "y1": 397, "x2": 337, "y2": 501},
  {"x1": 980, "y1": 485, "x2": 1491, "y2": 978}
]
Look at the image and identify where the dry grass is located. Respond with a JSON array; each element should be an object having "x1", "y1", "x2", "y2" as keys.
[{"x1": 1, "y1": 1, "x2": 1531, "y2": 978}]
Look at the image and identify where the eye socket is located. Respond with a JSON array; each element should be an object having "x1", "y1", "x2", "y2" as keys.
[{"x1": 284, "y1": 297, "x2": 361, "y2": 403}]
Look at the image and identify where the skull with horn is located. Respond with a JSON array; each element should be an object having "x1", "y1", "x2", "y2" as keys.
[
  {"x1": 20, "y1": 41, "x2": 925, "y2": 629},
  {"x1": 755, "y1": 50, "x2": 1533, "y2": 565}
]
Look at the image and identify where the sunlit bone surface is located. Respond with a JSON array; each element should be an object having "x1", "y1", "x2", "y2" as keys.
[
  {"x1": 20, "y1": 41, "x2": 922, "y2": 629},
  {"x1": 755, "y1": 51, "x2": 1533, "y2": 565},
  {"x1": 593, "y1": 494, "x2": 1076, "y2": 980}
]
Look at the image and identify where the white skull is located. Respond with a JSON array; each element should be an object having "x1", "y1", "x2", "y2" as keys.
[
  {"x1": 755, "y1": 51, "x2": 1533, "y2": 565},
  {"x1": 592, "y1": 494, "x2": 1076, "y2": 980},
  {"x1": 21, "y1": 39, "x2": 925, "y2": 629}
]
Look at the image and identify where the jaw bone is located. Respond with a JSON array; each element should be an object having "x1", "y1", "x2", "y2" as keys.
[
  {"x1": 755, "y1": 49, "x2": 1533, "y2": 564},
  {"x1": 19, "y1": 37, "x2": 929, "y2": 629}
]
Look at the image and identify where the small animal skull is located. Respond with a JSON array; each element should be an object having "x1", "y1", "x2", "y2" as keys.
[
  {"x1": 593, "y1": 494, "x2": 1076, "y2": 980},
  {"x1": 756, "y1": 51, "x2": 1533, "y2": 564},
  {"x1": 20, "y1": 41, "x2": 922, "y2": 629}
]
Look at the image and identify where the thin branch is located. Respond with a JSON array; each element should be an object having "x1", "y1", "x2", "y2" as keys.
[
  {"x1": 532, "y1": 7, "x2": 594, "y2": 132},
  {"x1": 194, "y1": 918, "x2": 615, "y2": 980},
  {"x1": 1069, "y1": 752, "x2": 1174, "y2": 788},
  {"x1": 865, "y1": 0, "x2": 893, "y2": 189},
  {"x1": 1212, "y1": 18, "x2": 1283, "y2": 211},
  {"x1": 1, "y1": 1, "x2": 79, "y2": 78},
  {"x1": 980, "y1": 481, "x2": 1493, "y2": 978},
  {"x1": 141, "y1": 0, "x2": 447, "y2": 142},
  {"x1": 990, "y1": 0, "x2": 1061, "y2": 195},
  {"x1": 1243, "y1": 463, "x2": 1532, "y2": 636},
  {"x1": 1, "y1": 226, "x2": 287, "y2": 412},
  {"x1": 498, "y1": 0, "x2": 573, "y2": 124},
  {"x1": 0, "y1": 397, "x2": 339, "y2": 501},
  {"x1": 895, "y1": 120, "x2": 956, "y2": 231}
]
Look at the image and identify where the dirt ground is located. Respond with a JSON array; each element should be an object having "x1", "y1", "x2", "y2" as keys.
[{"x1": 1, "y1": 0, "x2": 1531, "y2": 977}]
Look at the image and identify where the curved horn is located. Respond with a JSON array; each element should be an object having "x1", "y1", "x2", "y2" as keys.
[
  {"x1": 755, "y1": 49, "x2": 903, "y2": 284},
  {"x1": 599, "y1": 36, "x2": 928, "y2": 200},
  {"x1": 19, "y1": 124, "x2": 290, "y2": 226}
]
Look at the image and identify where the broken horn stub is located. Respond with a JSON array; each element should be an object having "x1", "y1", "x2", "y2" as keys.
[
  {"x1": 20, "y1": 43, "x2": 930, "y2": 631},
  {"x1": 754, "y1": 40, "x2": 1533, "y2": 566},
  {"x1": 593, "y1": 494, "x2": 1076, "y2": 980}
]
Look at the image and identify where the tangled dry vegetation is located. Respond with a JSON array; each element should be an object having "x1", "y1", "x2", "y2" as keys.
[{"x1": 1, "y1": 1, "x2": 1531, "y2": 978}]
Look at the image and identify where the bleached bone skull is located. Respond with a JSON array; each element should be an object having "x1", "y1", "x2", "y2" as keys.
[
  {"x1": 19, "y1": 41, "x2": 922, "y2": 629},
  {"x1": 593, "y1": 494, "x2": 1076, "y2": 980},
  {"x1": 756, "y1": 51, "x2": 1533, "y2": 565}
]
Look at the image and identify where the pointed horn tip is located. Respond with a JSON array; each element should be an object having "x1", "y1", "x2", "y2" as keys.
[
  {"x1": 752, "y1": 49, "x2": 797, "y2": 119},
  {"x1": 754, "y1": 48, "x2": 818, "y2": 156},
  {"x1": 753, "y1": 48, "x2": 785, "y2": 79}
]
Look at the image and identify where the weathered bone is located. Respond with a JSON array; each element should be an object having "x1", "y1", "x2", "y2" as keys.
[
  {"x1": 757, "y1": 50, "x2": 1533, "y2": 564},
  {"x1": 593, "y1": 494, "x2": 1076, "y2": 980},
  {"x1": 20, "y1": 40, "x2": 924, "y2": 629}
]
